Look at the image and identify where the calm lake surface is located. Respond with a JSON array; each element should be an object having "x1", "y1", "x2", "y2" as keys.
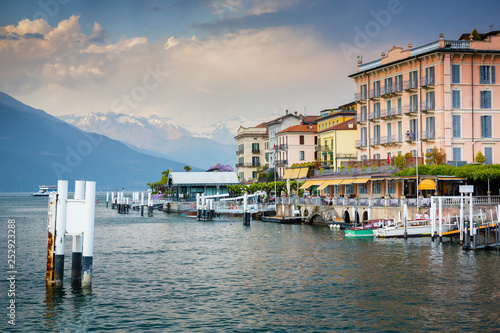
[{"x1": 1, "y1": 193, "x2": 499, "y2": 332}]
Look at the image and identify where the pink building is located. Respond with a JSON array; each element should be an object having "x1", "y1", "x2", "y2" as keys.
[
  {"x1": 350, "y1": 31, "x2": 500, "y2": 165},
  {"x1": 276, "y1": 124, "x2": 318, "y2": 177}
]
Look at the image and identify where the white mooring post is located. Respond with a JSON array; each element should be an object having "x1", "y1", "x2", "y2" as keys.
[
  {"x1": 438, "y1": 197, "x2": 443, "y2": 242},
  {"x1": 46, "y1": 180, "x2": 96, "y2": 288}
]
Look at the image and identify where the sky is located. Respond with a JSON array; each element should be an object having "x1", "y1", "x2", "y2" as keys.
[{"x1": 0, "y1": 0, "x2": 499, "y2": 126}]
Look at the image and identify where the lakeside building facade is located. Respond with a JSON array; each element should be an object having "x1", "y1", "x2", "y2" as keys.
[
  {"x1": 350, "y1": 32, "x2": 500, "y2": 166},
  {"x1": 317, "y1": 118, "x2": 358, "y2": 170},
  {"x1": 276, "y1": 124, "x2": 318, "y2": 178},
  {"x1": 234, "y1": 124, "x2": 268, "y2": 182}
]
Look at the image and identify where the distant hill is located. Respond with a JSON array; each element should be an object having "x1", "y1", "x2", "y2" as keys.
[{"x1": 0, "y1": 92, "x2": 195, "y2": 192}]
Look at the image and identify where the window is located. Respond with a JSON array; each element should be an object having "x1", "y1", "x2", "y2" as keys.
[
  {"x1": 386, "y1": 100, "x2": 392, "y2": 115},
  {"x1": 299, "y1": 135, "x2": 304, "y2": 145},
  {"x1": 373, "y1": 125, "x2": 380, "y2": 144},
  {"x1": 360, "y1": 84, "x2": 367, "y2": 100},
  {"x1": 252, "y1": 171, "x2": 257, "y2": 179},
  {"x1": 314, "y1": 136, "x2": 317, "y2": 145},
  {"x1": 387, "y1": 123, "x2": 392, "y2": 138},
  {"x1": 358, "y1": 183, "x2": 368, "y2": 194},
  {"x1": 360, "y1": 106, "x2": 367, "y2": 121},
  {"x1": 238, "y1": 157, "x2": 244, "y2": 165},
  {"x1": 481, "y1": 91, "x2": 492, "y2": 109},
  {"x1": 384, "y1": 77, "x2": 392, "y2": 94},
  {"x1": 345, "y1": 184, "x2": 354, "y2": 194},
  {"x1": 409, "y1": 119, "x2": 417, "y2": 138},
  {"x1": 426, "y1": 91, "x2": 435, "y2": 110},
  {"x1": 409, "y1": 70, "x2": 418, "y2": 88},
  {"x1": 398, "y1": 121, "x2": 402, "y2": 141},
  {"x1": 480, "y1": 65, "x2": 496, "y2": 84},
  {"x1": 387, "y1": 180, "x2": 396, "y2": 194},
  {"x1": 452, "y1": 90, "x2": 461, "y2": 109},
  {"x1": 425, "y1": 66, "x2": 434, "y2": 85},
  {"x1": 265, "y1": 142, "x2": 269, "y2": 150},
  {"x1": 252, "y1": 143, "x2": 260, "y2": 153},
  {"x1": 452, "y1": 115, "x2": 461, "y2": 138},
  {"x1": 361, "y1": 127, "x2": 367, "y2": 146},
  {"x1": 426, "y1": 117, "x2": 435, "y2": 138},
  {"x1": 265, "y1": 152, "x2": 269, "y2": 162},
  {"x1": 410, "y1": 94, "x2": 418, "y2": 112},
  {"x1": 411, "y1": 149, "x2": 417, "y2": 157},
  {"x1": 252, "y1": 156, "x2": 260, "y2": 167},
  {"x1": 361, "y1": 155, "x2": 367, "y2": 161},
  {"x1": 452, "y1": 64, "x2": 460, "y2": 84},
  {"x1": 485, "y1": 147, "x2": 493, "y2": 165},
  {"x1": 299, "y1": 151, "x2": 304, "y2": 161},
  {"x1": 373, "y1": 153, "x2": 380, "y2": 159},
  {"x1": 373, "y1": 181, "x2": 382, "y2": 194},
  {"x1": 395, "y1": 74, "x2": 403, "y2": 92},
  {"x1": 373, "y1": 80, "x2": 380, "y2": 97},
  {"x1": 481, "y1": 115, "x2": 492, "y2": 138},
  {"x1": 453, "y1": 147, "x2": 461, "y2": 162},
  {"x1": 374, "y1": 102, "x2": 380, "y2": 118}
]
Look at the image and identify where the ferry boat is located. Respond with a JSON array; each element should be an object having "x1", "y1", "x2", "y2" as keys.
[
  {"x1": 32, "y1": 185, "x2": 57, "y2": 196},
  {"x1": 344, "y1": 218, "x2": 394, "y2": 237}
]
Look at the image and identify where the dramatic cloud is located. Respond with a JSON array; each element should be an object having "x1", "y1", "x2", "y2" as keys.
[{"x1": 0, "y1": 15, "x2": 355, "y2": 125}]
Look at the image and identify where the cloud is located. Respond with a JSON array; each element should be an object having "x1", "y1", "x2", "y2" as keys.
[
  {"x1": 23, "y1": 33, "x2": 45, "y2": 39},
  {"x1": 0, "y1": 15, "x2": 355, "y2": 127},
  {"x1": 248, "y1": 0, "x2": 302, "y2": 15},
  {"x1": 147, "y1": 6, "x2": 167, "y2": 12}
]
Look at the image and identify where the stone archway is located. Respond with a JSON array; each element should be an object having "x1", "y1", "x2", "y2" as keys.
[
  {"x1": 343, "y1": 210, "x2": 350, "y2": 223},
  {"x1": 309, "y1": 214, "x2": 325, "y2": 225},
  {"x1": 363, "y1": 211, "x2": 369, "y2": 222}
]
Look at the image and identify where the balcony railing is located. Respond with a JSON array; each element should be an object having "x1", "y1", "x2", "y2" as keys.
[
  {"x1": 355, "y1": 92, "x2": 367, "y2": 102},
  {"x1": 252, "y1": 149, "x2": 260, "y2": 154},
  {"x1": 236, "y1": 163, "x2": 259, "y2": 168},
  {"x1": 420, "y1": 76, "x2": 435, "y2": 87},
  {"x1": 236, "y1": 150, "x2": 244, "y2": 155},
  {"x1": 403, "y1": 80, "x2": 418, "y2": 90},
  {"x1": 358, "y1": 113, "x2": 367, "y2": 122},
  {"x1": 275, "y1": 160, "x2": 288, "y2": 167},
  {"x1": 276, "y1": 144, "x2": 288, "y2": 151},
  {"x1": 370, "y1": 137, "x2": 381, "y2": 146},
  {"x1": 355, "y1": 139, "x2": 367, "y2": 148},
  {"x1": 381, "y1": 85, "x2": 394, "y2": 96},
  {"x1": 380, "y1": 135, "x2": 403, "y2": 145},
  {"x1": 419, "y1": 130, "x2": 435, "y2": 140},
  {"x1": 369, "y1": 89, "x2": 381, "y2": 99},
  {"x1": 336, "y1": 153, "x2": 357, "y2": 159},
  {"x1": 394, "y1": 84, "x2": 403, "y2": 94},
  {"x1": 420, "y1": 101, "x2": 435, "y2": 112},
  {"x1": 403, "y1": 104, "x2": 418, "y2": 114}
]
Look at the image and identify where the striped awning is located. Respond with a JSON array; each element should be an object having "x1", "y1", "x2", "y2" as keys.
[
  {"x1": 317, "y1": 180, "x2": 340, "y2": 190},
  {"x1": 340, "y1": 179, "x2": 355, "y2": 185},
  {"x1": 283, "y1": 168, "x2": 301, "y2": 179},
  {"x1": 299, "y1": 180, "x2": 325, "y2": 190},
  {"x1": 297, "y1": 167, "x2": 309, "y2": 179},
  {"x1": 353, "y1": 178, "x2": 370, "y2": 184}
]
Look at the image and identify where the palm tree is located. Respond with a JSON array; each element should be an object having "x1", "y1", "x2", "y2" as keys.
[{"x1": 184, "y1": 165, "x2": 192, "y2": 172}]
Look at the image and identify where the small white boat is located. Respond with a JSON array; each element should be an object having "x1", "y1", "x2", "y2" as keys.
[
  {"x1": 32, "y1": 185, "x2": 57, "y2": 196},
  {"x1": 373, "y1": 219, "x2": 455, "y2": 238}
]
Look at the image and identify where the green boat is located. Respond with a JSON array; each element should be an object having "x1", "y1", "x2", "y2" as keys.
[{"x1": 344, "y1": 219, "x2": 394, "y2": 237}]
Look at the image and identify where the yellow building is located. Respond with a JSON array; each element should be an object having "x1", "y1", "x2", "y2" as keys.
[{"x1": 316, "y1": 103, "x2": 357, "y2": 169}]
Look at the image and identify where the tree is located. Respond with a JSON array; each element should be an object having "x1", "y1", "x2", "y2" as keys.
[
  {"x1": 147, "y1": 169, "x2": 171, "y2": 193},
  {"x1": 207, "y1": 163, "x2": 234, "y2": 172},
  {"x1": 425, "y1": 148, "x2": 446, "y2": 165},
  {"x1": 476, "y1": 151, "x2": 485, "y2": 164},
  {"x1": 472, "y1": 28, "x2": 481, "y2": 40},
  {"x1": 184, "y1": 165, "x2": 192, "y2": 172},
  {"x1": 394, "y1": 152, "x2": 405, "y2": 169}
]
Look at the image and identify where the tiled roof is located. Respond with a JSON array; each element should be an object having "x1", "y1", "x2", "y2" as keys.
[
  {"x1": 278, "y1": 124, "x2": 317, "y2": 134},
  {"x1": 319, "y1": 119, "x2": 356, "y2": 133}
]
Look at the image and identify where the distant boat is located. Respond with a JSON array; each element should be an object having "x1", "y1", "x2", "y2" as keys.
[
  {"x1": 373, "y1": 219, "x2": 455, "y2": 238},
  {"x1": 32, "y1": 185, "x2": 57, "y2": 196}
]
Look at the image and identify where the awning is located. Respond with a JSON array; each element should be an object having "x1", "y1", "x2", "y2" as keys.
[
  {"x1": 317, "y1": 179, "x2": 341, "y2": 190},
  {"x1": 299, "y1": 180, "x2": 325, "y2": 190},
  {"x1": 418, "y1": 179, "x2": 436, "y2": 190},
  {"x1": 283, "y1": 169, "x2": 294, "y2": 179},
  {"x1": 353, "y1": 178, "x2": 370, "y2": 184},
  {"x1": 340, "y1": 179, "x2": 355, "y2": 185},
  {"x1": 437, "y1": 177, "x2": 466, "y2": 181},
  {"x1": 297, "y1": 167, "x2": 309, "y2": 179}
]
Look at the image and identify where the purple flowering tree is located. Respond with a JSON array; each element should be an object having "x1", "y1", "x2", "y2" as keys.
[{"x1": 207, "y1": 163, "x2": 234, "y2": 172}]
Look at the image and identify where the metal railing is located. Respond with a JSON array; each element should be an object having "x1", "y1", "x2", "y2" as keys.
[
  {"x1": 420, "y1": 101, "x2": 435, "y2": 111},
  {"x1": 403, "y1": 104, "x2": 418, "y2": 114},
  {"x1": 236, "y1": 150, "x2": 244, "y2": 155},
  {"x1": 252, "y1": 149, "x2": 260, "y2": 154},
  {"x1": 403, "y1": 80, "x2": 418, "y2": 90},
  {"x1": 358, "y1": 113, "x2": 367, "y2": 122},
  {"x1": 370, "y1": 137, "x2": 381, "y2": 145},
  {"x1": 355, "y1": 139, "x2": 367, "y2": 148},
  {"x1": 419, "y1": 131, "x2": 435, "y2": 140},
  {"x1": 420, "y1": 76, "x2": 435, "y2": 87}
]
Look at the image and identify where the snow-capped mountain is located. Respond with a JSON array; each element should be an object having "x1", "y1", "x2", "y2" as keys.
[{"x1": 58, "y1": 112, "x2": 274, "y2": 169}]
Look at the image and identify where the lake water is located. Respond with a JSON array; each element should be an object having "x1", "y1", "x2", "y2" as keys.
[{"x1": 1, "y1": 193, "x2": 499, "y2": 332}]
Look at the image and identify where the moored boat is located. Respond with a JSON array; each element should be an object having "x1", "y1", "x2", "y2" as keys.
[
  {"x1": 32, "y1": 185, "x2": 57, "y2": 196},
  {"x1": 373, "y1": 219, "x2": 455, "y2": 238},
  {"x1": 344, "y1": 218, "x2": 394, "y2": 237}
]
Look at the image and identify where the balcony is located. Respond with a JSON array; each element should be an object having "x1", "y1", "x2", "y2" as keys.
[
  {"x1": 419, "y1": 101, "x2": 435, "y2": 112},
  {"x1": 381, "y1": 85, "x2": 395, "y2": 97},
  {"x1": 357, "y1": 113, "x2": 367, "y2": 123},
  {"x1": 394, "y1": 83, "x2": 403, "y2": 94},
  {"x1": 403, "y1": 104, "x2": 418, "y2": 115},
  {"x1": 380, "y1": 135, "x2": 403, "y2": 145},
  {"x1": 420, "y1": 76, "x2": 435, "y2": 88},
  {"x1": 370, "y1": 137, "x2": 381, "y2": 146},
  {"x1": 355, "y1": 92, "x2": 367, "y2": 103},
  {"x1": 368, "y1": 110, "x2": 380, "y2": 121},
  {"x1": 369, "y1": 89, "x2": 381, "y2": 100},
  {"x1": 420, "y1": 130, "x2": 435, "y2": 141},
  {"x1": 403, "y1": 80, "x2": 418, "y2": 91},
  {"x1": 381, "y1": 107, "x2": 403, "y2": 118},
  {"x1": 355, "y1": 139, "x2": 367, "y2": 148},
  {"x1": 236, "y1": 162, "x2": 259, "y2": 168},
  {"x1": 275, "y1": 159, "x2": 288, "y2": 167},
  {"x1": 336, "y1": 153, "x2": 357, "y2": 159},
  {"x1": 236, "y1": 149, "x2": 244, "y2": 156},
  {"x1": 276, "y1": 144, "x2": 288, "y2": 151}
]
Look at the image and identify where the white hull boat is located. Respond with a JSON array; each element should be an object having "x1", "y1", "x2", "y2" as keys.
[{"x1": 373, "y1": 219, "x2": 455, "y2": 238}]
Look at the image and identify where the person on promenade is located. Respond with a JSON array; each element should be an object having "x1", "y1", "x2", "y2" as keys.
[
  {"x1": 424, "y1": 212, "x2": 429, "y2": 220},
  {"x1": 415, "y1": 211, "x2": 422, "y2": 219}
]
